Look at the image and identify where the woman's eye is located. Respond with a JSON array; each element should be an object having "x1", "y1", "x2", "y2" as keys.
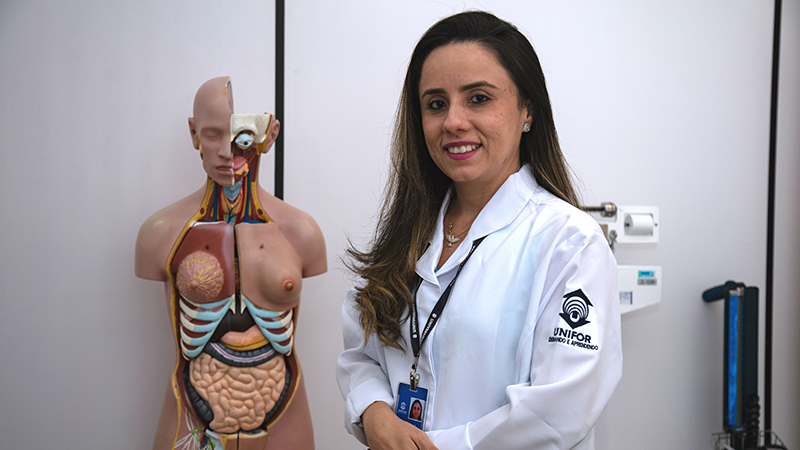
[
  {"x1": 428, "y1": 100, "x2": 446, "y2": 110},
  {"x1": 470, "y1": 94, "x2": 490, "y2": 104}
]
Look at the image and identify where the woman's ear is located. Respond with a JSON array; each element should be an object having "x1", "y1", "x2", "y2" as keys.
[{"x1": 525, "y1": 101, "x2": 534, "y2": 123}]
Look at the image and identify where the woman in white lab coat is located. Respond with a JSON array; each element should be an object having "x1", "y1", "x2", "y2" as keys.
[{"x1": 337, "y1": 11, "x2": 622, "y2": 450}]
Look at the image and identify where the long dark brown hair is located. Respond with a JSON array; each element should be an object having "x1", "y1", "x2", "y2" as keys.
[{"x1": 347, "y1": 11, "x2": 579, "y2": 350}]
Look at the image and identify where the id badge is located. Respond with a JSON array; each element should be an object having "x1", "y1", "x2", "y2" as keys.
[{"x1": 395, "y1": 383, "x2": 428, "y2": 429}]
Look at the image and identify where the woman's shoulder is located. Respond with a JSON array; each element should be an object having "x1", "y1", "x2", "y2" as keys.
[
  {"x1": 522, "y1": 188, "x2": 607, "y2": 252},
  {"x1": 512, "y1": 167, "x2": 597, "y2": 235},
  {"x1": 532, "y1": 188, "x2": 598, "y2": 227}
]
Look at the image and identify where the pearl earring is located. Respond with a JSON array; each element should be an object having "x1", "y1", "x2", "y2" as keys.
[{"x1": 523, "y1": 123, "x2": 531, "y2": 133}]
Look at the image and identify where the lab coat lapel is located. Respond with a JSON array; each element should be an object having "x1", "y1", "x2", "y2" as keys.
[
  {"x1": 417, "y1": 166, "x2": 538, "y2": 279},
  {"x1": 469, "y1": 166, "x2": 537, "y2": 241}
]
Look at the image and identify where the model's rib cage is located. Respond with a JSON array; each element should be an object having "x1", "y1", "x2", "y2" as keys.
[{"x1": 179, "y1": 295, "x2": 232, "y2": 359}]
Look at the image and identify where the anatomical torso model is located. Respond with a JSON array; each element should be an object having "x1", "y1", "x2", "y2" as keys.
[{"x1": 136, "y1": 77, "x2": 326, "y2": 450}]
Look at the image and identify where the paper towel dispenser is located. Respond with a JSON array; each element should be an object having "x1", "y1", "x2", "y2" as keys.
[
  {"x1": 583, "y1": 203, "x2": 659, "y2": 250},
  {"x1": 583, "y1": 203, "x2": 661, "y2": 314}
]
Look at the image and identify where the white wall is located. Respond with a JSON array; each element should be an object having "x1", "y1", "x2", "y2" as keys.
[{"x1": 0, "y1": 1, "x2": 797, "y2": 449}]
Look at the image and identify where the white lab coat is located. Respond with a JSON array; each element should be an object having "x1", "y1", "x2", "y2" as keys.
[{"x1": 337, "y1": 166, "x2": 622, "y2": 450}]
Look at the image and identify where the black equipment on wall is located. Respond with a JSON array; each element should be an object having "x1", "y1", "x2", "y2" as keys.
[
  {"x1": 704, "y1": 282, "x2": 760, "y2": 449},
  {"x1": 764, "y1": 0, "x2": 782, "y2": 439},
  {"x1": 704, "y1": 281, "x2": 788, "y2": 450},
  {"x1": 274, "y1": 0, "x2": 285, "y2": 200}
]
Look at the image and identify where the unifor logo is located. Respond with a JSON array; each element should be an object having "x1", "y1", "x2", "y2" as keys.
[{"x1": 559, "y1": 289, "x2": 593, "y2": 329}]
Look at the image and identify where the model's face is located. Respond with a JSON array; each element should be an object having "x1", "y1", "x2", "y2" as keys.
[
  {"x1": 419, "y1": 42, "x2": 530, "y2": 191},
  {"x1": 197, "y1": 93, "x2": 235, "y2": 186},
  {"x1": 411, "y1": 402, "x2": 421, "y2": 418}
]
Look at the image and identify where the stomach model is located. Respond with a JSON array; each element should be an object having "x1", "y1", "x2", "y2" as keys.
[{"x1": 170, "y1": 220, "x2": 302, "y2": 436}]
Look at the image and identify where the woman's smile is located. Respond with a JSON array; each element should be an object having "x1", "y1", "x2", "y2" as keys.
[{"x1": 444, "y1": 142, "x2": 481, "y2": 159}]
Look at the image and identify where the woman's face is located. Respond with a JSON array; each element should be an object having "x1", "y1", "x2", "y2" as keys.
[
  {"x1": 419, "y1": 42, "x2": 530, "y2": 191},
  {"x1": 411, "y1": 402, "x2": 422, "y2": 419}
]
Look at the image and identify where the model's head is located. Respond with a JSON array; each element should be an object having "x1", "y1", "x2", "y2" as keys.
[
  {"x1": 189, "y1": 77, "x2": 281, "y2": 187},
  {"x1": 397, "y1": 11, "x2": 576, "y2": 203}
]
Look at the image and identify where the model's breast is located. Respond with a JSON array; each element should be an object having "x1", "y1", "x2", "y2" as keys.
[
  {"x1": 236, "y1": 222, "x2": 303, "y2": 311},
  {"x1": 171, "y1": 222, "x2": 236, "y2": 303}
]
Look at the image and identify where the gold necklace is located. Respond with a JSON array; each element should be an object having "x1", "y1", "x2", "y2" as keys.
[{"x1": 445, "y1": 221, "x2": 470, "y2": 247}]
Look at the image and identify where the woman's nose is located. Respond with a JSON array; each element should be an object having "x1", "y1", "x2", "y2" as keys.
[{"x1": 443, "y1": 105, "x2": 469, "y2": 133}]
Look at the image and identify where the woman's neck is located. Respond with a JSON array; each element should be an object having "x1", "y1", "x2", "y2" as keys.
[
  {"x1": 438, "y1": 189, "x2": 485, "y2": 269},
  {"x1": 449, "y1": 187, "x2": 490, "y2": 220},
  {"x1": 437, "y1": 170, "x2": 517, "y2": 269},
  {"x1": 449, "y1": 171, "x2": 512, "y2": 220}
]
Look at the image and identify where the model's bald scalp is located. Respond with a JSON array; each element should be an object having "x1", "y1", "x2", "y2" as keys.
[{"x1": 193, "y1": 76, "x2": 233, "y2": 119}]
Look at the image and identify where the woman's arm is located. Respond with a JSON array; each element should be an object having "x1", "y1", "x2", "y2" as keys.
[
  {"x1": 337, "y1": 289, "x2": 438, "y2": 450},
  {"x1": 336, "y1": 290, "x2": 397, "y2": 443}
]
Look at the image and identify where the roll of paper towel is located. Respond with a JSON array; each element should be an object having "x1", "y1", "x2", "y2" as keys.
[{"x1": 624, "y1": 213, "x2": 655, "y2": 235}]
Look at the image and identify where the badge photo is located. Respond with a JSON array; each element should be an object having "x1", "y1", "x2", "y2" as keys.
[{"x1": 395, "y1": 383, "x2": 428, "y2": 429}]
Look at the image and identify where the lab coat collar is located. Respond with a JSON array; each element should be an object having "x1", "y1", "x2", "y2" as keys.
[{"x1": 415, "y1": 165, "x2": 539, "y2": 283}]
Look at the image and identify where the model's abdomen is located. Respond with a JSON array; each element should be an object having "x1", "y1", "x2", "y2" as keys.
[
  {"x1": 169, "y1": 220, "x2": 305, "y2": 435},
  {"x1": 188, "y1": 351, "x2": 287, "y2": 433}
]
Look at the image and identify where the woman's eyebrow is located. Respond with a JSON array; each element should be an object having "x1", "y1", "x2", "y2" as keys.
[
  {"x1": 421, "y1": 81, "x2": 499, "y2": 99},
  {"x1": 459, "y1": 81, "x2": 497, "y2": 92},
  {"x1": 421, "y1": 87, "x2": 446, "y2": 98}
]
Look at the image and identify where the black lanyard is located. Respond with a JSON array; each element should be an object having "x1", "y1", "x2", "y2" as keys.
[{"x1": 408, "y1": 236, "x2": 485, "y2": 389}]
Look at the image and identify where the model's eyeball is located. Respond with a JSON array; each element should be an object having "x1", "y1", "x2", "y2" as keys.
[{"x1": 235, "y1": 133, "x2": 254, "y2": 149}]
